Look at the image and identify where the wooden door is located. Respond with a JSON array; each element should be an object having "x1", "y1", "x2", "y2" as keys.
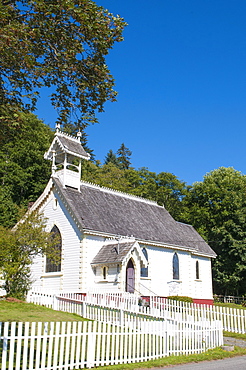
[{"x1": 126, "y1": 259, "x2": 135, "y2": 293}]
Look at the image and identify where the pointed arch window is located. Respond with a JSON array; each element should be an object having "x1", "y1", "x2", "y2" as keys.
[
  {"x1": 196, "y1": 260, "x2": 200, "y2": 280},
  {"x1": 173, "y1": 252, "x2": 179, "y2": 280},
  {"x1": 141, "y1": 247, "x2": 148, "y2": 277},
  {"x1": 45, "y1": 225, "x2": 62, "y2": 273}
]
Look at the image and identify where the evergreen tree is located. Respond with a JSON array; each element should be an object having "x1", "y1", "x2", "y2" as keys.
[
  {"x1": 116, "y1": 143, "x2": 132, "y2": 169},
  {"x1": 104, "y1": 149, "x2": 119, "y2": 166}
]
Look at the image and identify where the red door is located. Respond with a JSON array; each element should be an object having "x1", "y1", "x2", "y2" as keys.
[{"x1": 126, "y1": 259, "x2": 135, "y2": 293}]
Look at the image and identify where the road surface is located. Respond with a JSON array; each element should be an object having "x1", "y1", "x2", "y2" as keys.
[{"x1": 149, "y1": 355, "x2": 246, "y2": 369}]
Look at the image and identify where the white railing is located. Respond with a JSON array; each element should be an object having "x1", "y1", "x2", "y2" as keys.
[
  {"x1": 214, "y1": 295, "x2": 245, "y2": 304},
  {"x1": 27, "y1": 290, "x2": 246, "y2": 334},
  {"x1": 0, "y1": 320, "x2": 223, "y2": 370},
  {"x1": 149, "y1": 297, "x2": 246, "y2": 334}
]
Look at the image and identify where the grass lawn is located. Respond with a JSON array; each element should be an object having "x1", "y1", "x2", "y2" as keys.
[
  {"x1": 223, "y1": 331, "x2": 246, "y2": 341},
  {"x1": 0, "y1": 299, "x2": 246, "y2": 370},
  {"x1": 0, "y1": 299, "x2": 87, "y2": 322},
  {"x1": 214, "y1": 302, "x2": 246, "y2": 310}
]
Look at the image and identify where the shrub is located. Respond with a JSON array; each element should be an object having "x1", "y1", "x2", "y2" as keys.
[{"x1": 168, "y1": 296, "x2": 193, "y2": 303}]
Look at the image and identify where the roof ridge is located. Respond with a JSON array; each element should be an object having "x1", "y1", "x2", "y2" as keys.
[
  {"x1": 56, "y1": 130, "x2": 80, "y2": 143},
  {"x1": 80, "y1": 180, "x2": 158, "y2": 205}
]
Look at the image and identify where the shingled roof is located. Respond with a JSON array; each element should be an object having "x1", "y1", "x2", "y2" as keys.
[
  {"x1": 91, "y1": 240, "x2": 148, "y2": 266},
  {"x1": 92, "y1": 241, "x2": 135, "y2": 265},
  {"x1": 53, "y1": 177, "x2": 216, "y2": 257},
  {"x1": 44, "y1": 131, "x2": 90, "y2": 160}
]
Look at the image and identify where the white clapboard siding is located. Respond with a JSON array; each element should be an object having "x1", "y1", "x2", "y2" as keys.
[{"x1": 0, "y1": 320, "x2": 223, "y2": 370}]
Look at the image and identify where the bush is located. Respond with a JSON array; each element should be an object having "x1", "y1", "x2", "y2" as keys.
[{"x1": 168, "y1": 296, "x2": 193, "y2": 303}]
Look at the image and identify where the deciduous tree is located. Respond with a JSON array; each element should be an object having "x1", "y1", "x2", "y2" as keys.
[
  {"x1": 183, "y1": 167, "x2": 246, "y2": 295},
  {"x1": 0, "y1": 0, "x2": 127, "y2": 127},
  {"x1": 0, "y1": 212, "x2": 60, "y2": 299},
  {"x1": 0, "y1": 110, "x2": 53, "y2": 207}
]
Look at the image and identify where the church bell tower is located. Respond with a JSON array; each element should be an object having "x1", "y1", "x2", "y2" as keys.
[{"x1": 44, "y1": 124, "x2": 90, "y2": 191}]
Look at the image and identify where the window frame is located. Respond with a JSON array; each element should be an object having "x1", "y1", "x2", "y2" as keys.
[
  {"x1": 45, "y1": 225, "x2": 62, "y2": 273},
  {"x1": 141, "y1": 247, "x2": 149, "y2": 278},
  {"x1": 196, "y1": 260, "x2": 200, "y2": 280},
  {"x1": 172, "y1": 252, "x2": 179, "y2": 280}
]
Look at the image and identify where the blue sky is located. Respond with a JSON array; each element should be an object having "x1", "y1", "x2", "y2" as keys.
[{"x1": 36, "y1": 0, "x2": 246, "y2": 185}]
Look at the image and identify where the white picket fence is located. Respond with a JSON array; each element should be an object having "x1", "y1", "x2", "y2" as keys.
[
  {"x1": 0, "y1": 319, "x2": 223, "y2": 370},
  {"x1": 27, "y1": 290, "x2": 246, "y2": 334},
  {"x1": 149, "y1": 297, "x2": 246, "y2": 334}
]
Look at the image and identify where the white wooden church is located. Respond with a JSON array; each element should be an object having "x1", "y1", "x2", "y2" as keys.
[{"x1": 29, "y1": 128, "x2": 216, "y2": 304}]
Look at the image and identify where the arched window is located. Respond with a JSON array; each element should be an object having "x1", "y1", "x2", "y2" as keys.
[
  {"x1": 45, "y1": 225, "x2": 62, "y2": 273},
  {"x1": 103, "y1": 266, "x2": 107, "y2": 280},
  {"x1": 141, "y1": 247, "x2": 148, "y2": 277},
  {"x1": 126, "y1": 259, "x2": 135, "y2": 293},
  {"x1": 173, "y1": 253, "x2": 179, "y2": 280},
  {"x1": 196, "y1": 261, "x2": 200, "y2": 280}
]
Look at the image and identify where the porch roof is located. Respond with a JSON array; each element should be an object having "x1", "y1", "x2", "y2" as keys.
[{"x1": 91, "y1": 241, "x2": 135, "y2": 265}]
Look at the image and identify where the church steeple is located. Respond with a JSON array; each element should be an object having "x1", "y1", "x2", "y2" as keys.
[{"x1": 44, "y1": 125, "x2": 90, "y2": 191}]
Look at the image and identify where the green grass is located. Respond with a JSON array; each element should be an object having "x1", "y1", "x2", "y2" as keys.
[
  {"x1": 214, "y1": 302, "x2": 246, "y2": 310},
  {"x1": 0, "y1": 300, "x2": 87, "y2": 322},
  {"x1": 223, "y1": 331, "x2": 246, "y2": 341},
  {"x1": 95, "y1": 347, "x2": 246, "y2": 370}
]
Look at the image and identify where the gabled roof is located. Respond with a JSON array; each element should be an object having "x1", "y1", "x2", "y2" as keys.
[
  {"x1": 91, "y1": 240, "x2": 148, "y2": 266},
  {"x1": 44, "y1": 131, "x2": 90, "y2": 161},
  {"x1": 92, "y1": 241, "x2": 134, "y2": 265},
  {"x1": 52, "y1": 178, "x2": 216, "y2": 258},
  {"x1": 92, "y1": 240, "x2": 148, "y2": 266}
]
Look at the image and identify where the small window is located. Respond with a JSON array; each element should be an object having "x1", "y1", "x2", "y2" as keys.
[
  {"x1": 196, "y1": 261, "x2": 200, "y2": 280},
  {"x1": 141, "y1": 247, "x2": 148, "y2": 277},
  {"x1": 53, "y1": 198, "x2": 58, "y2": 210},
  {"x1": 103, "y1": 266, "x2": 107, "y2": 280},
  {"x1": 173, "y1": 252, "x2": 179, "y2": 280},
  {"x1": 45, "y1": 225, "x2": 62, "y2": 273}
]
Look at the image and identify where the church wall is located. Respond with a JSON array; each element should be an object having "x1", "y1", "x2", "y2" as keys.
[
  {"x1": 82, "y1": 235, "x2": 121, "y2": 292},
  {"x1": 190, "y1": 255, "x2": 213, "y2": 299},
  {"x1": 30, "y1": 189, "x2": 82, "y2": 291},
  {"x1": 140, "y1": 245, "x2": 213, "y2": 300}
]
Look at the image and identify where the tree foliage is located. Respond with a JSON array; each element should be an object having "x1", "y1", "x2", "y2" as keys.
[
  {"x1": 0, "y1": 186, "x2": 19, "y2": 228},
  {"x1": 183, "y1": 167, "x2": 246, "y2": 295},
  {"x1": 83, "y1": 161, "x2": 188, "y2": 219},
  {"x1": 116, "y1": 143, "x2": 132, "y2": 170},
  {"x1": 104, "y1": 143, "x2": 132, "y2": 169},
  {"x1": 104, "y1": 149, "x2": 119, "y2": 167},
  {"x1": 0, "y1": 0, "x2": 127, "y2": 127},
  {"x1": 0, "y1": 109, "x2": 53, "y2": 207},
  {"x1": 0, "y1": 212, "x2": 60, "y2": 299}
]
